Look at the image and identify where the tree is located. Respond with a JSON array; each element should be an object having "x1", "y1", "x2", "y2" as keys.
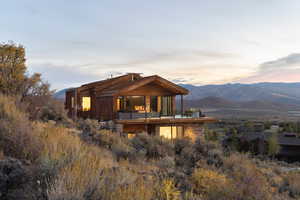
[
  {"x1": 0, "y1": 42, "x2": 51, "y2": 98},
  {"x1": 0, "y1": 42, "x2": 26, "y2": 95},
  {"x1": 267, "y1": 133, "x2": 280, "y2": 158},
  {"x1": 0, "y1": 41, "x2": 68, "y2": 122}
]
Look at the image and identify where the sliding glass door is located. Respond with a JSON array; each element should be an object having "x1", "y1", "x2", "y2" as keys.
[{"x1": 161, "y1": 96, "x2": 172, "y2": 116}]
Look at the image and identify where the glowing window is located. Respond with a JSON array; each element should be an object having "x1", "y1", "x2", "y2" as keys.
[
  {"x1": 159, "y1": 126, "x2": 183, "y2": 139},
  {"x1": 82, "y1": 97, "x2": 91, "y2": 111},
  {"x1": 127, "y1": 133, "x2": 136, "y2": 139},
  {"x1": 71, "y1": 97, "x2": 74, "y2": 108},
  {"x1": 160, "y1": 126, "x2": 172, "y2": 139}
]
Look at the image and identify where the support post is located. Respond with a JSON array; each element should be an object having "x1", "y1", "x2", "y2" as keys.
[
  {"x1": 144, "y1": 96, "x2": 147, "y2": 119},
  {"x1": 181, "y1": 94, "x2": 184, "y2": 117},
  {"x1": 74, "y1": 88, "x2": 78, "y2": 120}
]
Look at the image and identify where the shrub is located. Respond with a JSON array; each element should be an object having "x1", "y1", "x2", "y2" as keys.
[
  {"x1": 77, "y1": 118, "x2": 100, "y2": 136},
  {"x1": 106, "y1": 178, "x2": 154, "y2": 200},
  {"x1": 191, "y1": 168, "x2": 229, "y2": 198},
  {"x1": 157, "y1": 156, "x2": 176, "y2": 170},
  {"x1": 111, "y1": 140, "x2": 136, "y2": 161},
  {"x1": 174, "y1": 137, "x2": 192, "y2": 155},
  {"x1": 38, "y1": 123, "x2": 116, "y2": 200},
  {"x1": 0, "y1": 95, "x2": 42, "y2": 161},
  {"x1": 222, "y1": 153, "x2": 273, "y2": 200},
  {"x1": 37, "y1": 98, "x2": 70, "y2": 123},
  {"x1": 175, "y1": 139, "x2": 223, "y2": 171},
  {"x1": 47, "y1": 147, "x2": 111, "y2": 200},
  {"x1": 131, "y1": 134, "x2": 174, "y2": 159},
  {"x1": 157, "y1": 179, "x2": 181, "y2": 200}
]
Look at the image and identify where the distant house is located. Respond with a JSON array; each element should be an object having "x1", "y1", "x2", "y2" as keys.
[
  {"x1": 226, "y1": 132, "x2": 300, "y2": 161},
  {"x1": 65, "y1": 73, "x2": 216, "y2": 139}
]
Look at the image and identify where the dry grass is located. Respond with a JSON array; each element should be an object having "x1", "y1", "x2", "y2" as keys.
[
  {"x1": 32, "y1": 122, "x2": 116, "y2": 200},
  {"x1": 0, "y1": 95, "x2": 42, "y2": 161}
]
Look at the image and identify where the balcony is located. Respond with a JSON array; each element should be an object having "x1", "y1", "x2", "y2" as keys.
[{"x1": 117, "y1": 110, "x2": 204, "y2": 120}]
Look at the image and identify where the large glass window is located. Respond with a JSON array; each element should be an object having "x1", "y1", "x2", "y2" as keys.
[
  {"x1": 82, "y1": 97, "x2": 91, "y2": 111},
  {"x1": 117, "y1": 96, "x2": 146, "y2": 112},
  {"x1": 71, "y1": 97, "x2": 74, "y2": 108},
  {"x1": 161, "y1": 96, "x2": 172, "y2": 116},
  {"x1": 150, "y1": 96, "x2": 158, "y2": 112},
  {"x1": 159, "y1": 126, "x2": 183, "y2": 139}
]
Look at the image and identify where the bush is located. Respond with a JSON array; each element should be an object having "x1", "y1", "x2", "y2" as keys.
[
  {"x1": 0, "y1": 95, "x2": 42, "y2": 161},
  {"x1": 37, "y1": 123, "x2": 116, "y2": 200},
  {"x1": 174, "y1": 137, "x2": 192, "y2": 155},
  {"x1": 105, "y1": 177, "x2": 154, "y2": 200},
  {"x1": 175, "y1": 139, "x2": 223, "y2": 171},
  {"x1": 77, "y1": 119, "x2": 100, "y2": 136},
  {"x1": 131, "y1": 134, "x2": 174, "y2": 159},
  {"x1": 157, "y1": 179, "x2": 181, "y2": 200},
  {"x1": 111, "y1": 140, "x2": 136, "y2": 161},
  {"x1": 191, "y1": 168, "x2": 229, "y2": 198},
  {"x1": 222, "y1": 153, "x2": 274, "y2": 200}
]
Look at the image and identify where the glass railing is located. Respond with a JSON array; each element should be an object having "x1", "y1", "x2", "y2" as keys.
[{"x1": 117, "y1": 111, "x2": 204, "y2": 120}]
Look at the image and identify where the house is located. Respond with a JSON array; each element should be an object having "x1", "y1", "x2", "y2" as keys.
[
  {"x1": 225, "y1": 132, "x2": 300, "y2": 162},
  {"x1": 65, "y1": 73, "x2": 216, "y2": 139}
]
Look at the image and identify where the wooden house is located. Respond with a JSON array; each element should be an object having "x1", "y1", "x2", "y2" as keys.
[{"x1": 65, "y1": 73, "x2": 216, "y2": 139}]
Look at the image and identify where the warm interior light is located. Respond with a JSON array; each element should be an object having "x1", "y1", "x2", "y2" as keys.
[
  {"x1": 159, "y1": 126, "x2": 183, "y2": 139},
  {"x1": 82, "y1": 97, "x2": 91, "y2": 111},
  {"x1": 159, "y1": 126, "x2": 173, "y2": 139},
  {"x1": 134, "y1": 105, "x2": 145, "y2": 111},
  {"x1": 127, "y1": 133, "x2": 136, "y2": 139}
]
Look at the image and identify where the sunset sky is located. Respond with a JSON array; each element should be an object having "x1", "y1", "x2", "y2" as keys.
[{"x1": 2, "y1": 0, "x2": 300, "y2": 89}]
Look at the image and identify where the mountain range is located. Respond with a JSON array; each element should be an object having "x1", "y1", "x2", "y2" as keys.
[{"x1": 180, "y1": 82, "x2": 300, "y2": 105}]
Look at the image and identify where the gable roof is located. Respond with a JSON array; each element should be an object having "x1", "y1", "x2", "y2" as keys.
[{"x1": 78, "y1": 73, "x2": 189, "y2": 96}]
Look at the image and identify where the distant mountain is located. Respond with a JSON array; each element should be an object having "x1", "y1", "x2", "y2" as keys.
[
  {"x1": 53, "y1": 88, "x2": 72, "y2": 100},
  {"x1": 180, "y1": 82, "x2": 300, "y2": 105},
  {"x1": 185, "y1": 96, "x2": 300, "y2": 111}
]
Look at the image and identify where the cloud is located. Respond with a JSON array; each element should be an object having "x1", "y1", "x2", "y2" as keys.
[
  {"x1": 260, "y1": 53, "x2": 300, "y2": 72},
  {"x1": 28, "y1": 62, "x2": 104, "y2": 90},
  {"x1": 27, "y1": 49, "x2": 247, "y2": 88},
  {"x1": 238, "y1": 53, "x2": 300, "y2": 83}
]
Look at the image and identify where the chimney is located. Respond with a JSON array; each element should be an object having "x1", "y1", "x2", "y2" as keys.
[{"x1": 126, "y1": 73, "x2": 142, "y2": 81}]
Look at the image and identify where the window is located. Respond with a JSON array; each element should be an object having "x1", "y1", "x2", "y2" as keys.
[
  {"x1": 117, "y1": 96, "x2": 146, "y2": 112},
  {"x1": 161, "y1": 96, "x2": 173, "y2": 116},
  {"x1": 159, "y1": 126, "x2": 183, "y2": 139},
  {"x1": 117, "y1": 97, "x2": 121, "y2": 111},
  {"x1": 127, "y1": 133, "x2": 136, "y2": 139},
  {"x1": 82, "y1": 97, "x2": 91, "y2": 111},
  {"x1": 71, "y1": 97, "x2": 74, "y2": 108},
  {"x1": 150, "y1": 96, "x2": 158, "y2": 112}
]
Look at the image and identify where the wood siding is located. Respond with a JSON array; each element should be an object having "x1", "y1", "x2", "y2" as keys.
[{"x1": 96, "y1": 96, "x2": 114, "y2": 120}]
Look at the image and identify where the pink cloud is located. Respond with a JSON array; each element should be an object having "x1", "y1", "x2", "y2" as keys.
[{"x1": 238, "y1": 68, "x2": 300, "y2": 83}]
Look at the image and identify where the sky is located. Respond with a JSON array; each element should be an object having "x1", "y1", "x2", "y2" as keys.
[{"x1": 2, "y1": 0, "x2": 300, "y2": 90}]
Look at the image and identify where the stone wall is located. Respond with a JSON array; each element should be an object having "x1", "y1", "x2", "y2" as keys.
[{"x1": 184, "y1": 124, "x2": 204, "y2": 141}]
